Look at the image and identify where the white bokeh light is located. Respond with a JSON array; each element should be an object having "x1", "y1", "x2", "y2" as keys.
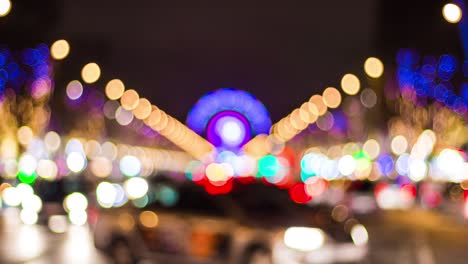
[
  {"x1": 216, "y1": 116, "x2": 246, "y2": 146},
  {"x1": 443, "y1": 3, "x2": 462, "y2": 23},
  {"x1": 124, "y1": 177, "x2": 149, "y2": 200},
  {"x1": 119, "y1": 155, "x2": 142, "y2": 177},
  {"x1": 66, "y1": 152, "x2": 87, "y2": 173}
]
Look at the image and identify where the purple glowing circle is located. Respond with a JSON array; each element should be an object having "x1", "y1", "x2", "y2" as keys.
[
  {"x1": 206, "y1": 110, "x2": 252, "y2": 148},
  {"x1": 186, "y1": 88, "x2": 272, "y2": 136},
  {"x1": 216, "y1": 117, "x2": 245, "y2": 146}
]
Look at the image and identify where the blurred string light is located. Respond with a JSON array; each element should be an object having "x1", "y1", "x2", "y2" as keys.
[
  {"x1": 322, "y1": 87, "x2": 342, "y2": 108},
  {"x1": 364, "y1": 57, "x2": 384, "y2": 78},
  {"x1": 120, "y1": 89, "x2": 140, "y2": 110},
  {"x1": 0, "y1": 0, "x2": 11, "y2": 17},
  {"x1": 105, "y1": 79, "x2": 125, "y2": 100},
  {"x1": 341, "y1": 74, "x2": 361, "y2": 95},
  {"x1": 101, "y1": 79, "x2": 215, "y2": 161},
  {"x1": 50, "y1": 40, "x2": 70, "y2": 60},
  {"x1": 443, "y1": 3, "x2": 462, "y2": 23},
  {"x1": 81, "y1": 62, "x2": 101, "y2": 84}
]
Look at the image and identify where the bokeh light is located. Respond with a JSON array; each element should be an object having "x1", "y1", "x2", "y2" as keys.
[
  {"x1": 322, "y1": 87, "x2": 342, "y2": 108},
  {"x1": 258, "y1": 155, "x2": 280, "y2": 177},
  {"x1": 96, "y1": 182, "x2": 117, "y2": 208},
  {"x1": 18, "y1": 154, "x2": 37, "y2": 176},
  {"x1": 133, "y1": 98, "x2": 152, "y2": 120},
  {"x1": 105, "y1": 79, "x2": 125, "y2": 100},
  {"x1": 338, "y1": 155, "x2": 356, "y2": 176},
  {"x1": 120, "y1": 89, "x2": 140, "y2": 110},
  {"x1": 124, "y1": 177, "x2": 149, "y2": 199},
  {"x1": 20, "y1": 209, "x2": 38, "y2": 225},
  {"x1": 363, "y1": 139, "x2": 380, "y2": 160},
  {"x1": 139, "y1": 211, "x2": 159, "y2": 228},
  {"x1": 81, "y1": 62, "x2": 101, "y2": 84},
  {"x1": 64, "y1": 192, "x2": 88, "y2": 212},
  {"x1": 443, "y1": 3, "x2": 462, "y2": 23},
  {"x1": 364, "y1": 57, "x2": 384, "y2": 78},
  {"x1": 21, "y1": 194, "x2": 42, "y2": 213},
  {"x1": 44, "y1": 131, "x2": 61, "y2": 152},
  {"x1": 309, "y1": 95, "x2": 327, "y2": 115},
  {"x1": 90, "y1": 157, "x2": 113, "y2": 178},
  {"x1": 66, "y1": 152, "x2": 87, "y2": 173},
  {"x1": 36, "y1": 159, "x2": 58, "y2": 180},
  {"x1": 391, "y1": 135, "x2": 408, "y2": 155},
  {"x1": 120, "y1": 155, "x2": 142, "y2": 177},
  {"x1": 341, "y1": 74, "x2": 361, "y2": 95},
  {"x1": 68, "y1": 210, "x2": 87, "y2": 225},
  {"x1": 360, "y1": 88, "x2": 377, "y2": 108},
  {"x1": 66, "y1": 80, "x2": 84, "y2": 100},
  {"x1": 50, "y1": 40, "x2": 70, "y2": 60},
  {"x1": 2, "y1": 187, "x2": 21, "y2": 206},
  {"x1": 350, "y1": 224, "x2": 368, "y2": 246},
  {"x1": 0, "y1": 0, "x2": 11, "y2": 17},
  {"x1": 17, "y1": 126, "x2": 33, "y2": 146}
]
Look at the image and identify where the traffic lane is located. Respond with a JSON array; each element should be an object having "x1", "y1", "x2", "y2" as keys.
[
  {"x1": 364, "y1": 209, "x2": 468, "y2": 264},
  {"x1": 0, "y1": 211, "x2": 110, "y2": 264},
  {"x1": 2, "y1": 208, "x2": 468, "y2": 264}
]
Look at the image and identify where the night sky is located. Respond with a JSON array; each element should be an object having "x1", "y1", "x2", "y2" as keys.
[{"x1": 1, "y1": 0, "x2": 463, "y2": 122}]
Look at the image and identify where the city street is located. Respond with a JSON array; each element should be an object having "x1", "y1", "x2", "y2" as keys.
[
  {"x1": 1, "y1": 207, "x2": 468, "y2": 264},
  {"x1": 0, "y1": 1, "x2": 468, "y2": 264}
]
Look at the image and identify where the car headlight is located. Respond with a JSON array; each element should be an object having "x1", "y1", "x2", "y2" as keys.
[
  {"x1": 350, "y1": 224, "x2": 368, "y2": 246},
  {"x1": 283, "y1": 227, "x2": 325, "y2": 252}
]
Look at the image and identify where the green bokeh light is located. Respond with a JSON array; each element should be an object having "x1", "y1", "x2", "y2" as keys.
[
  {"x1": 17, "y1": 171, "x2": 37, "y2": 185},
  {"x1": 258, "y1": 155, "x2": 280, "y2": 177}
]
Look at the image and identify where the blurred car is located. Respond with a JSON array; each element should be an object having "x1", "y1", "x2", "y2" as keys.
[{"x1": 92, "y1": 181, "x2": 368, "y2": 264}]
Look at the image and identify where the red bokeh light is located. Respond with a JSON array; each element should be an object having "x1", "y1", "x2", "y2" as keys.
[{"x1": 289, "y1": 183, "x2": 312, "y2": 204}]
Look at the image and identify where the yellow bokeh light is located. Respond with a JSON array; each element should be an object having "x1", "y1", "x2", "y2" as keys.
[
  {"x1": 81, "y1": 63, "x2": 101, "y2": 84},
  {"x1": 364, "y1": 57, "x2": 384, "y2": 78},
  {"x1": 50, "y1": 40, "x2": 70, "y2": 60},
  {"x1": 133, "y1": 98, "x2": 152, "y2": 120},
  {"x1": 144, "y1": 108, "x2": 162, "y2": 127},
  {"x1": 443, "y1": 3, "x2": 462, "y2": 23},
  {"x1": 120, "y1": 89, "x2": 140, "y2": 110},
  {"x1": 309, "y1": 95, "x2": 327, "y2": 115},
  {"x1": 322, "y1": 87, "x2": 342, "y2": 108},
  {"x1": 17, "y1": 126, "x2": 33, "y2": 146},
  {"x1": 391, "y1": 135, "x2": 408, "y2": 155},
  {"x1": 0, "y1": 0, "x2": 11, "y2": 17},
  {"x1": 341, "y1": 74, "x2": 360, "y2": 95},
  {"x1": 105, "y1": 79, "x2": 125, "y2": 100},
  {"x1": 363, "y1": 139, "x2": 380, "y2": 160},
  {"x1": 139, "y1": 211, "x2": 159, "y2": 228},
  {"x1": 289, "y1": 109, "x2": 308, "y2": 130}
]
